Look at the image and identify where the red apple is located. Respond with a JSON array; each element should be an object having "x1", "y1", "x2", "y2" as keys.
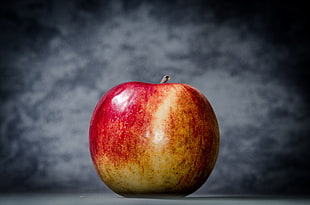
[{"x1": 89, "y1": 76, "x2": 219, "y2": 197}]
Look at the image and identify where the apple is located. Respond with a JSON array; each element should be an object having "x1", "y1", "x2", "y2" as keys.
[{"x1": 89, "y1": 76, "x2": 219, "y2": 197}]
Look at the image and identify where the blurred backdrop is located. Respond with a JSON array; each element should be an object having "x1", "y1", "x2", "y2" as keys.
[{"x1": 0, "y1": 0, "x2": 309, "y2": 195}]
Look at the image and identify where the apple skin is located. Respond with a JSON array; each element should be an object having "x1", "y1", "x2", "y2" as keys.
[{"x1": 89, "y1": 81, "x2": 219, "y2": 197}]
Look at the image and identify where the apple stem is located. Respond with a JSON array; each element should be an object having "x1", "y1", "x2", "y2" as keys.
[{"x1": 160, "y1": 75, "x2": 170, "y2": 83}]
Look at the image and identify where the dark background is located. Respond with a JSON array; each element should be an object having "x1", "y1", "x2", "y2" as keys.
[{"x1": 0, "y1": 0, "x2": 309, "y2": 195}]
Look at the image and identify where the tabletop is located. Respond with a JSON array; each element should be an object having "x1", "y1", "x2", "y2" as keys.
[{"x1": 0, "y1": 193, "x2": 309, "y2": 205}]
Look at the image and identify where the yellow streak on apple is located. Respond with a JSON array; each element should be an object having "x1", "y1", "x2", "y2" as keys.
[{"x1": 148, "y1": 86, "x2": 179, "y2": 187}]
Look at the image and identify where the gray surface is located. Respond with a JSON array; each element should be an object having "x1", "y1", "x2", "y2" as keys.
[
  {"x1": 0, "y1": 0, "x2": 309, "y2": 195},
  {"x1": 0, "y1": 194, "x2": 309, "y2": 205}
]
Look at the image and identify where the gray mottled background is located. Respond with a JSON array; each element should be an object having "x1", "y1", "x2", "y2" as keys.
[{"x1": 0, "y1": 0, "x2": 309, "y2": 195}]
